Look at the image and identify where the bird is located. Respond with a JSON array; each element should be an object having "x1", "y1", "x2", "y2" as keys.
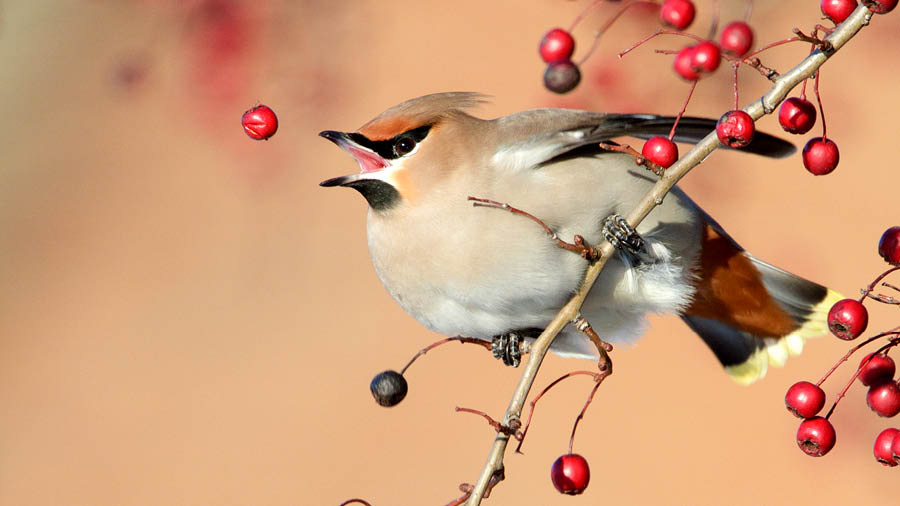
[{"x1": 319, "y1": 92, "x2": 840, "y2": 384}]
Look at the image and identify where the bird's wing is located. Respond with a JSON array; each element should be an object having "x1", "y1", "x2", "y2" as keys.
[{"x1": 491, "y1": 109, "x2": 794, "y2": 171}]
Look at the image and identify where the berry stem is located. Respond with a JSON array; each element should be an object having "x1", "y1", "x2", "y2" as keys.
[
  {"x1": 732, "y1": 62, "x2": 740, "y2": 110},
  {"x1": 814, "y1": 68, "x2": 827, "y2": 139},
  {"x1": 569, "y1": 0, "x2": 607, "y2": 32},
  {"x1": 455, "y1": 407, "x2": 521, "y2": 437},
  {"x1": 707, "y1": 0, "x2": 720, "y2": 41},
  {"x1": 400, "y1": 336, "x2": 492, "y2": 375},
  {"x1": 669, "y1": 79, "x2": 698, "y2": 140},
  {"x1": 815, "y1": 327, "x2": 900, "y2": 387},
  {"x1": 743, "y1": 0, "x2": 754, "y2": 22},
  {"x1": 824, "y1": 337, "x2": 900, "y2": 420},
  {"x1": 619, "y1": 29, "x2": 707, "y2": 58},
  {"x1": 568, "y1": 371, "x2": 609, "y2": 454},
  {"x1": 514, "y1": 371, "x2": 601, "y2": 453},
  {"x1": 741, "y1": 36, "x2": 803, "y2": 61},
  {"x1": 579, "y1": 1, "x2": 660, "y2": 64},
  {"x1": 857, "y1": 265, "x2": 900, "y2": 304}
]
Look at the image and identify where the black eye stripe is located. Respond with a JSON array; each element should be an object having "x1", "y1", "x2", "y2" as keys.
[{"x1": 349, "y1": 124, "x2": 432, "y2": 160}]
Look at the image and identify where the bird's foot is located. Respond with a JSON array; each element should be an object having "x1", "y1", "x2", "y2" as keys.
[
  {"x1": 602, "y1": 214, "x2": 653, "y2": 266},
  {"x1": 490, "y1": 332, "x2": 529, "y2": 367}
]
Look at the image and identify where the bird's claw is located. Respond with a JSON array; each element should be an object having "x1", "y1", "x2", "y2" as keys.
[
  {"x1": 491, "y1": 333, "x2": 523, "y2": 367},
  {"x1": 602, "y1": 214, "x2": 651, "y2": 265}
]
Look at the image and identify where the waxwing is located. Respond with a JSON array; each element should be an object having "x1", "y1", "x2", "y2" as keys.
[{"x1": 320, "y1": 92, "x2": 840, "y2": 384}]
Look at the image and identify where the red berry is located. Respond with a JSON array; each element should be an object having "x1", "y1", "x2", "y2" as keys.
[
  {"x1": 867, "y1": 380, "x2": 900, "y2": 417},
  {"x1": 690, "y1": 41, "x2": 721, "y2": 74},
  {"x1": 821, "y1": 0, "x2": 859, "y2": 24},
  {"x1": 543, "y1": 60, "x2": 581, "y2": 94},
  {"x1": 864, "y1": 0, "x2": 898, "y2": 14},
  {"x1": 241, "y1": 104, "x2": 278, "y2": 141},
  {"x1": 827, "y1": 298, "x2": 868, "y2": 340},
  {"x1": 641, "y1": 136, "x2": 679, "y2": 168},
  {"x1": 720, "y1": 21, "x2": 754, "y2": 57},
  {"x1": 550, "y1": 453, "x2": 590, "y2": 495},
  {"x1": 878, "y1": 226, "x2": 900, "y2": 266},
  {"x1": 802, "y1": 137, "x2": 840, "y2": 175},
  {"x1": 874, "y1": 428, "x2": 900, "y2": 466},
  {"x1": 858, "y1": 353, "x2": 896, "y2": 386},
  {"x1": 785, "y1": 381, "x2": 827, "y2": 418},
  {"x1": 778, "y1": 97, "x2": 817, "y2": 135},
  {"x1": 660, "y1": 0, "x2": 696, "y2": 30},
  {"x1": 797, "y1": 417, "x2": 836, "y2": 457},
  {"x1": 716, "y1": 110, "x2": 755, "y2": 148},
  {"x1": 539, "y1": 28, "x2": 576, "y2": 63},
  {"x1": 673, "y1": 46, "x2": 699, "y2": 81},
  {"x1": 892, "y1": 430, "x2": 900, "y2": 461}
]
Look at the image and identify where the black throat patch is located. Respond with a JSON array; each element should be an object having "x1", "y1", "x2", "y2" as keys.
[{"x1": 343, "y1": 179, "x2": 401, "y2": 211}]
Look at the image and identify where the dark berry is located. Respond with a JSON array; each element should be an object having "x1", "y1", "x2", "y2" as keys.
[
  {"x1": 690, "y1": 41, "x2": 721, "y2": 73},
  {"x1": 242, "y1": 104, "x2": 278, "y2": 140},
  {"x1": 550, "y1": 453, "x2": 590, "y2": 495},
  {"x1": 778, "y1": 97, "x2": 817, "y2": 134},
  {"x1": 720, "y1": 21, "x2": 754, "y2": 57},
  {"x1": 673, "y1": 46, "x2": 699, "y2": 81},
  {"x1": 660, "y1": 0, "x2": 696, "y2": 30},
  {"x1": 821, "y1": 0, "x2": 859, "y2": 24},
  {"x1": 827, "y1": 298, "x2": 868, "y2": 340},
  {"x1": 797, "y1": 417, "x2": 836, "y2": 457},
  {"x1": 874, "y1": 428, "x2": 900, "y2": 466},
  {"x1": 641, "y1": 136, "x2": 679, "y2": 168},
  {"x1": 716, "y1": 110, "x2": 755, "y2": 148},
  {"x1": 544, "y1": 60, "x2": 581, "y2": 94},
  {"x1": 864, "y1": 0, "x2": 898, "y2": 14},
  {"x1": 539, "y1": 28, "x2": 576, "y2": 63},
  {"x1": 802, "y1": 137, "x2": 840, "y2": 175},
  {"x1": 785, "y1": 381, "x2": 827, "y2": 418},
  {"x1": 878, "y1": 226, "x2": 900, "y2": 266},
  {"x1": 370, "y1": 370, "x2": 408, "y2": 407},
  {"x1": 867, "y1": 380, "x2": 900, "y2": 417},
  {"x1": 858, "y1": 353, "x2": 896, "y2": 386}
]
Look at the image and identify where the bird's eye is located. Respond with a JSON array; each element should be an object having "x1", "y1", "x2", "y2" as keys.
[{"x1": 393, "y1": 137, "x2": 416, "y2": 157}]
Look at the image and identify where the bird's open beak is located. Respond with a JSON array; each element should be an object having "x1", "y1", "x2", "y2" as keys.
[{"x1": 319, "y1": 130, "x2": 390, "y2": 187}]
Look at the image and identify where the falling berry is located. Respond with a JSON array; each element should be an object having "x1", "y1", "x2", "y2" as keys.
[
  {"x1": 544, "y1": 60, "x2": 581, "y2": 94},
  {"x1": 797, "y1": 417, "x2": 837, "y2": 457},
  {"x1": 827, "y1": 298, "x2": 868, "y2": 340},
  {"x1": 878, "y1": 226, "x2": 900, "y2": 266},
  {"x1": 660, "y1": 0, "x2": 696, "y2": 30},
  {"x1": 778, "y1": 97, "x2": 817, "y2": 134},
  {"x1": 673, "y1": 46, "x2": 700, "y2": 81},
  {"x1": 720, "y1": 21, "x2": 754, "y2": 57},
  {"x1": 539, "y1": 28, "x2": 576, "y2": 63},
  {"x1": 241, "y1": 104, "x2": 278, "y2": 141},
  {"x1": 370, "y1": 370, "x2": 408, "y2": 407},
  {"x1": 858, "y1": 353, "x2": 896, "y2": 386},
  {"x1": 874, "y1": 428, "x2": 900, "y2": 466},
  {"x1": 550, "y1": 453, "x2": 590, "y2": 495},
  {"x1": 802, "y1": 137, "x2": 840, "y2": 175},
  {"x1": 785, "y1": 381, "x2": 827, "y2": 419},
  {"x1": 864, "y1": 0, "x2": 898, "y2": 14},
  {"x1": 690, "y1": 41, "x2": 721, "y2": 74},
  {"x1": 821, "y1": 0, "x2": 859, "y2": 24},
  {"x1": 641, "y1": 136, "x2": 679, "y2": 168},
  {"x1": 867, "y1": 380, "x2": 900, "y2": 417},
  {"x1": 716, "y1": 110, "x2": 755, "y2": 148}
]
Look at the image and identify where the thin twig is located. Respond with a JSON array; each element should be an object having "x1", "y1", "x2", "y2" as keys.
[
  {"x1": 400, "y1": 336, "x2": 492, "y2": 375},
  {"x1": 466, "y1": 7, "x2": 875, "y2": 504}
]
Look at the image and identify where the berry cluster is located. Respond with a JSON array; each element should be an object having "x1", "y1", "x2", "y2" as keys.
[
  {"x1": 786, "y1": 226, "x2": 900, "y2": 464},
  {"x1": 537, "y1": 0, "x2": 897, "y2": 176}
]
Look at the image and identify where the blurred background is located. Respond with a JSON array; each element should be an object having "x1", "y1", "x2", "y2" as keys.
[{"x1": 1, "y1": 1, "x2": 899, "y2": 504}]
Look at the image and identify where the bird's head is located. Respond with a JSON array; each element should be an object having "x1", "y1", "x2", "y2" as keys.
[{"x1": 319, "y1": 92, "x2": 488, "y2": 212}]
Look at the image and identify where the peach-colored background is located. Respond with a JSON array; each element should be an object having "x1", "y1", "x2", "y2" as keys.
[{"x1": 1, "y1": 1, "x2": 899, "y2": 504}]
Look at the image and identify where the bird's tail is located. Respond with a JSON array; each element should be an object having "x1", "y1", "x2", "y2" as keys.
[{"x1": 682, "y1": 218, "x2": 841, "y2": 385}]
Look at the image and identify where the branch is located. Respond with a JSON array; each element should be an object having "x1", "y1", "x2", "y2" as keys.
[{"x1": 465, "y1": 6, "x2": 874, "y2": 505}]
